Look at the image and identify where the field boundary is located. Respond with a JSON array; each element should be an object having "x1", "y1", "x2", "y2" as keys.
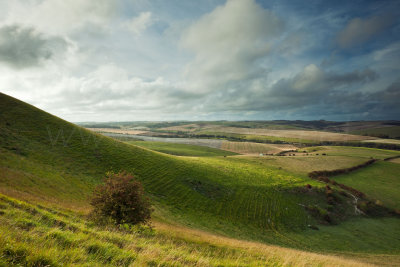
[
  {"x1": 306, "y1": 159, "x2": 400, "y2": 219},
  {"x1": 307, "y1": 159, "x2": 378, "y2": 198},
  {"x1": 383, "y1": 155, "x2": 400, "y2": 161},
  {"x1": 308, "y1": 159, "x2": 377, "y2": 181}
]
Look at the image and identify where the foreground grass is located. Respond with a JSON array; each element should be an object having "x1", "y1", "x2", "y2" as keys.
[{"x1": 0, "y1": 194, "x2": 377, "y2": 266}]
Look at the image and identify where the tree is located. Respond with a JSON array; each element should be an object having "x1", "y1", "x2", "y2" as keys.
[{"x1": 90, "y1": 172, "x2": 152, "y2": 225}]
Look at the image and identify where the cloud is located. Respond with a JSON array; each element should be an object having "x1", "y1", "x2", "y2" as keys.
[
  {"x1": 124, "y1": 12, "x2": 153, "y2": 35},
  {"x1": 1, "y1": 63, "x2": 189, "y2": 120},
  {"x1": 2, "y1": 0, "x2": 117, "y2": 35},
  {"x1": 181, "y1": 0, "x2": 284, "y2": 93},
  {"x1": 269, "y1": 65, "x2": 378, "y2": 101},
  {"x1": 370, "y1": 80, "x2": 400, "y2": 109},
  {"x1": 0, "y1": 0, "x2": 398, "y2": 121},
  {"x1": 316, "y1": 79, "x2": 400, "y2": 119},
  {"x1": 193, "y1": 64, "x2": 380, "y2": 115},
  {"x1": 337, "y1": 14, "x2": 395, "y2": 48},
  {"x1": 0, "y1": 24, "x2": 68, "y2": 69}
]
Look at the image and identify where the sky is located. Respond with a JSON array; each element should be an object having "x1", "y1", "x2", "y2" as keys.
[{"x1": 0, "y1": 0, "x2": 399, "y2": 122}]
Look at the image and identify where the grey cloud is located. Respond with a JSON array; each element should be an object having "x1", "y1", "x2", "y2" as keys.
[
  {"x1": 270, "y1": 65, "x2": 378, "y2": 98},
  {"x1": 0, "y1": 24, "x2": 68, "y2": 68},
  {"x1": 326, "y1": 69, "x2": 378, "y2": 84},
  {"x1": 369, "y1": 80, "x2": 400, "y2": 110},
  {"x1": 316, "y1": 80, "x2": 400, "y2": 119},
  {"x1": 337, "y1": 14, "x2": 395, "y2": 48},
  {"x1": 184, "y1": 65, "x2": 382, "y2": 116}
]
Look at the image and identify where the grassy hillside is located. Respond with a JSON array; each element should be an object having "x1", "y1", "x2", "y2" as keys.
[
  {"x1": 1, "y1": 92, "x2": 400, "y2": 265},
  {"x1": 0, "y1": 92, "x2": 321, "y2": 238}
]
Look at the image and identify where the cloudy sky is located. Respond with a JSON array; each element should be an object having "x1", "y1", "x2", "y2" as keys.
[{"x1": 0, "y1": 0, "x2": 399, "y2": 122}]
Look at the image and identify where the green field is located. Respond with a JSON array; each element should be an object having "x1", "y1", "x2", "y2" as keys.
[
  {"x1": 125, "y1": 140, "x2": 237, "y2": 157},
  {"x1": 303, "y1": 146, "x2": 400, "y2": 159},
  {"x1": 240, "y1": 155, "x2": 367, "y2": 175},
  {"x1": 334, "y1": 161, "x2": 400, "y2": 210},
  {"x1": 1, "y1": 92, "x2": 400, "y2": 265}
]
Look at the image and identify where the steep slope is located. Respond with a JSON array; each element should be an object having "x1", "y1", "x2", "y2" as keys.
[{"x1": 0, "y1": 93, "x2": 313, "y2": 234}]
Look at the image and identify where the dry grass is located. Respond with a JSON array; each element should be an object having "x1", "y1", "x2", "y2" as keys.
[
  {"x1": 221, "y1": 141, "x2": 296, "y2": 155},
  {"x1": 388, "y1": 157, "x2": 400, "y2": 164}
]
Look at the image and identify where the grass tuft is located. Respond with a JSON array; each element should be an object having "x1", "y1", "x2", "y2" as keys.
[
  {"x1": 15, "y1": 218, "x2": 37, "y2": 231},
  {"x1": 46, "y1": 230, "x2": 74, "y2": 248},
  {"x1": 2, "y1": 246, "x2": 28, "y2": 265},
  {"x1": 27, "y1": 255, "x2": 57, "y2": 267}
]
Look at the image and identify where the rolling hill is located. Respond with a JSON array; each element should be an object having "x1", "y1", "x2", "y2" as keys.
[
  {"x1": 1, "y1": 92, "x2": 400, "y2": 265},
  {"x1": 0, "y1": 92, "x2": 314, "y2": 233}
]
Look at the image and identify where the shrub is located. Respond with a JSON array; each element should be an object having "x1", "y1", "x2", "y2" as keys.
[{"x1": 90, "y1": 172, "x2": 152, "y2": 226}]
